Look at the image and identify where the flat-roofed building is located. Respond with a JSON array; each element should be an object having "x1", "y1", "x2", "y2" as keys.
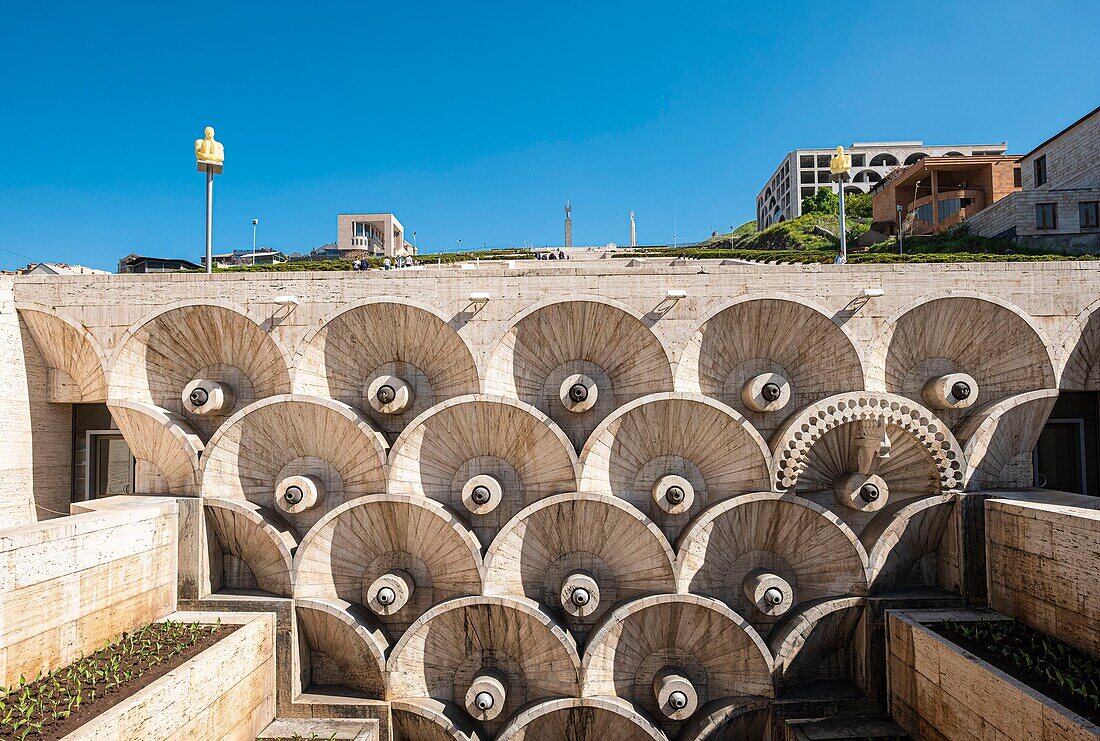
[
  {"x1": 336, "y1": 213, "x2": 413, "y2": 258},
  {"x1": 756, "y1": 140, "x2": 1008, "y2": 229},
  {"x1": 967, "y1": 106, "x2": 1100, "y2": 252},
  {"x1": 871, "y1": 155, "x2": 1021, "y2": 236}
]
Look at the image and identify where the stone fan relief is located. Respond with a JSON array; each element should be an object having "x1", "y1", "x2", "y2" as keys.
[
  {"x1": 295, "y1": 598, "x2": 389, "y2": 698},
  {"x1": 579, "y1": 393, "x2": 772, "y2": 543},
  {"x1": 884, "y1": 296, "x2": 1055, "y2": 429},
  {"x1": 109, "y1": 303, "x2": 292, "y2": 439},
  {"x1": 294, "y1": 494, "x2": 483, "y2": 638},
  {"x1": 496, "y1": 697, "x2": 666, "y2": 741},
  {"x1": 107, "y1": 400, "x2": 203, "y2": 496},
  {"x1": 484, "y1": 493, "x2": 676, "y2": 641},
  {"x1": 201, "y1": 396, "x2": 388, "y2": 535},
  {"x1": 676, "y1": 298, "x2": 864, "y2": 438},
  {"x1": 204, "y1": 498, "x2": 296, "y2": 597},
  {"x1": 387, "y1": 395, "x2": 579, "y2": 546},
  {"x1": 18, "y1": 308, "x2": 108, "y2": 402},
  {"x1": 485, "y1": 299, "x2": 673, "y2": 451},
  {"x1": 294, "y1": 300, "x2": 480, "y2": 438}
]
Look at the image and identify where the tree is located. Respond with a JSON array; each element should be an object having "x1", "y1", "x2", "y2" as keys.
[{"x1": 801, "y1": 188, "x2": 873, "y2": 218}]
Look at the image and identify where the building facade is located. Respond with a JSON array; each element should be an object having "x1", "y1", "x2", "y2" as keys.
[
  {"x1": 756, "y1": 141, "x2": 1008, "y2": 229},
  {"x1": 967, "y1": 106, "x2": 1100, "y2": 252},
  {"x1": 337, "y1": 213, "x2": 412, "y2": 258},
  {"x1": 870, "y1": 155, "x2": 1021, "y2": 235}
]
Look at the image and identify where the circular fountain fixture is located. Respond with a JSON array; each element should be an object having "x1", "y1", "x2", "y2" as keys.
[
  {"x1": 743, "y1": 568, "x2": 794, "y2": 617},
  {"x1": 365, "y1": 374, "x2": 414, "y2": 414},
  {"x1": 922, "y1": 372, "x2": 978, "y2": 410},
  {"x1": 560, "y1": 571, "x2": 601, "y2": 617},
  {"x1": 461, "y1": 474, "x2": 503, "y2": 515},
  {"x1": 651, "y1": 474, "x2": 695, "y2": 515},
  {"x1": 741, "y1": 372, "x2": 791, "y2": 413},
  {"x1": 465, "y1": 669, "x2": 507, "y2": 720},
  {"x1": 274, "y1": 474, "x2": 324, "y2": 514},
  {"x1": 559, "y1": 373, "x2": 598, "y2": 413},
  {"x1": 365, "y1": 570, "x2": 414, "y2": 615},
  {"x1": 834, "y1": 472, "x2": 889, "y2": 513},
  {"x1": 653, "y1": 668, "x2": 699, "y2": 720},
  {"x1": 182, "y1": 379, "x2": 235, "y2": 416}
]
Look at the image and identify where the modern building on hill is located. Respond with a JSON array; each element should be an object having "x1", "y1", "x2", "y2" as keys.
[
  {"x1": 336, "y1": 213, "x2": 414, "y2": 258},
  {"x1": 207, "y1": 249, "x2": 288, "y2": 268},
  {"x1": 756, "y1": 140, "x2": 1008, "y2": 229},
  {"x1": 870, "y1": 155, "x2": 1021, "y2": 236},
  {"x1": 116, "y1": 253, "x2": 202, "y2": 273},
  {"x1": 967, "y1": 105, "x2": 1100, "y2": 251}
]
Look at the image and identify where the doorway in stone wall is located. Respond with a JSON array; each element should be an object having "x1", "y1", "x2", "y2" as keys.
[
  {"x1": 72, "y1": 404, "x2": 134, "y2": 501},
  {"x1": 1033, "y1": 391, "x2": 1099, "y2": 496}
]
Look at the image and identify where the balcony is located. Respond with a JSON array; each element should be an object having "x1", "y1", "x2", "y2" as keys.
[{"x1": 908, "y1": 188, "x2": 986, "y2": 234}]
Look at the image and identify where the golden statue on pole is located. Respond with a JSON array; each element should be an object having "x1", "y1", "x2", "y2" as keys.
[
  {"x1": 195, "y1": 126, "x2": 225, "y2": 164},
  {"x1": 829, "y1": 145, "x2": 852, "y2": 177}
]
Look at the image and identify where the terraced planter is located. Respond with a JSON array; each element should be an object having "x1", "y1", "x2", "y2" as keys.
[
  {"x1": 57, "y1": 612, "x2": 273, "y2": 741},
  {"x1": 887, "y1": 610, "x2": 1100, "y2": 740}
]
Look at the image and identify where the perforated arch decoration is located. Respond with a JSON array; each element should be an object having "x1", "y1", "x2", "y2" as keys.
[
  {"x1": 582, "y1": 595, "x2": 772, "y2": 734},
  {"x1": 107, "y1": 300, "x2": 292, "y2": 439},
  {"x1": 675, "y1": 295, "x2": 865, "y2": 438},
  {"x1": 772, "y1": 392, "x2": 964, "y2": 494},
  {"x1": 880, "y1": 293, "x2": 1055, "y2": 428},
  {"x1": 676, "y1": 493, "x2": 869, "y2": 631},
  {"x1": 387, "y1": 395, "x2": 580, "y2": 545},
  {"x1": 386, "y1": 595, "x2": 581, "y2": 735},
  {"x1": 293, "y1": 298, "x2": 481, "y2": 437},
  {"x1": 485, "y1": 296, "x2": 675, "y2": 451},
  {"x1": 580, "y1": 393, "x2": 773, "y2": 544},
  {"x1": 295, "y1": 598, "x2": 389, "y2": 698},
  {"x1": 294, "y1": 494, "x2": 484, "y2": 639},
  {"x1": 107, "y1": 399, "x2": 203, "y2": 495},
  {"x1": 17, "y1": 305, "x2": 109, "y2": 402},
  {"x1": 200, "y1": 395, "x2": 389, "y2": 535},
  {"x1": 495, "y1": 697, "x2": 667, "y2": 741},
  {"x1": 484, "y1": 492, "x2": 676, "y2": 639}
]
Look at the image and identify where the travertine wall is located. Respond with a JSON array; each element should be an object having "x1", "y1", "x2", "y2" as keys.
[
  {"x1": 67, "y1": 611, "x2": 275, "y2": 741},
  {"x1": 0, "y1": 497, "x2": 177, "y2": 686},
  {"x1": 887, "y1": 610, "x2": 1100, "y2": 740},
  {"x1": 987, "y1": 498, "x2": 1100, "y2": 655}
]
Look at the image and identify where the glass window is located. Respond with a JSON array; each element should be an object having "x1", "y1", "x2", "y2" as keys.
[
  {"x1": 801, "y1": 171, "x2": 814, "y2": 184},
  {"x1": 1081, "y1": 201, "x2": 1100, "y2": 229},
  {"x1": 851, "y1": 154, "x2": 866, "y2": 167},
  {"x1": 915, "y1": 203, "x2": 934, "y2": 223},
  {"x1": 939, "y1": 198, "x2": 963, "y2": 220},
  {"x1": 1034, "y1": 155, "x2": 1048, "y2": 186},
  {"x1": 800, "y1": 155, "x2": 814, "y2": 168},
  {"x1": 1036, "y1": 202, "x2": 1057, "y2": 230},
  {"x1": 1013, "y1": 167, "x2": 1022, "y2": 188},
  {"x1": 817, "y1": 154, "x2": 830, "y2": 167}
]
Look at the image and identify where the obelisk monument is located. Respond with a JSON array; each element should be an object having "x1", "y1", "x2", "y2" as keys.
[{"x1": 564, "y1": 202, "x2": 573, "y2": 249}]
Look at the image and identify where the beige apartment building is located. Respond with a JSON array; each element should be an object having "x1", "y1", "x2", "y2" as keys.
[
  {"x1": 337, "y1": 213, "x2": 413, "y2": 258},
  {"x1": 2, "y1": 259, "x2": 1100, "y2": 739}
]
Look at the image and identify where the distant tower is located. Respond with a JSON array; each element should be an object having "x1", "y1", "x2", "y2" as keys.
[
  {"x1": 564, "y1": 202, "x2": 573, "y2": 249},
  {"x1": 630, "y1": 211, "x2": 637, "y2": 247}
]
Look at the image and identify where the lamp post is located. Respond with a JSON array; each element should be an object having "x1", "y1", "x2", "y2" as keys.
[
  {"x1": 251, "y1": 218, "x2": 259, "y2": 265},
  {"x1": 194, "y1": 126, "x2": 225, "y2": 274},
  {"x1": 896, "y1": 204, "x2": 904, "y2": 255},
  {"x1": 829, "y1": 146, "x2": 852, "y2": 263}
]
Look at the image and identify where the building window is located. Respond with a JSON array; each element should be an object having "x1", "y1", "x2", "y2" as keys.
[
  {"x1": 801, "y1": 187, "x2": 815, "y2": 199},
  {"x1": 1036, "y1": 202, "x2": 1057, "y2": 230},
  {"x1": 800, "y1": 171, "x2": 814, "y2": 184},
  {"x1": 1081, "y1": 201, "x2": 1100, "y2": 230},
  {"x1": 915, "y1": 203, "x2": 934, "y2": 223},
  {"x1": 1034, "y1": 155, "x2": 1048, "y2": 186},
  {"x1": 1013, "y1": 167, "x2": 1022, "y2": 188},
  {"x1": 817, "y1": 154, "x2": 831, "y2": 168},
  {"x1": 851, "y1": 154, "x2": 866, "y2": 167},
  {"x1": 817, "y1": 170, "x2": 832, "y2": 182},
  {"x1": 800, "y1": 155, "x2": 814, "y2": 168}
]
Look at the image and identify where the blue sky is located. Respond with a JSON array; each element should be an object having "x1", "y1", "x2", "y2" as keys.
[{"x1": 1, "y1": 1, "x2": 1096, "y2": 270}]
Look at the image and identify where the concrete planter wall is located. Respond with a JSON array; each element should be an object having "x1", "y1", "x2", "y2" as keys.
[
  {"x1": 62, "y1": 611, "x2": 275, "y2": 741},
  {"x1": 0, "y1": 497, "x2": 177, "y2": 687},
  {"x1": 887, "y1": 610, "x2": 1100, "y2": 740},
  {"x1": 986, "y1": 497, "x2": 1100, "y2": 656}
]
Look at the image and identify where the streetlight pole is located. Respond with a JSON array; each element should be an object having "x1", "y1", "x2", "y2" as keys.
[
  {"x1": 251, "y1": 218, "x2": 259, "y2": 264},
  {"x1": 896, "y1": 204, "x2": 904, "y2": 255}
]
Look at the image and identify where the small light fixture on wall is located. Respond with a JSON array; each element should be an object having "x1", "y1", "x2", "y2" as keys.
[
  {"x1": 273, "y1": 295, "x2": 300, "y2": 307},
  {"x1": 469, "y1": 291, "x2": 490, "y2": 303},
  {"x1": 666, "y1": 289, "x2": 688, "y2": 300}
]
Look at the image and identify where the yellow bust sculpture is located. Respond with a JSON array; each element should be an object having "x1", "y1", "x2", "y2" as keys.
[
  {"x1": 829, "y1": 145, "x2": 852, "y2": 177},
  {"x1": 194, "y1": 126, "x2": 225, "y2": 164}
]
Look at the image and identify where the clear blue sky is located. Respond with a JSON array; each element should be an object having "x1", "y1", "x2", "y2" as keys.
[{"x1": 1, "y1": 1, "x2": 1096, "y2": 270}]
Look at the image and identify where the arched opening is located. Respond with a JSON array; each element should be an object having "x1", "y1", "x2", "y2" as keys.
[
  {"x1": 904, "y1": 153, "x2": 929, "y2": 166},
  {"x1": 870, "y1": 153, "x2": 899, "y2": 167}
]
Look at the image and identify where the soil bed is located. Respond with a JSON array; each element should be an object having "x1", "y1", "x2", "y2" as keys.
[
  {"x1": 930, "y1": 619, "x2": 1100, "y2": 724},
  {"x1": 1, "y1": 620, "x2": 236, "y2": 740}
]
